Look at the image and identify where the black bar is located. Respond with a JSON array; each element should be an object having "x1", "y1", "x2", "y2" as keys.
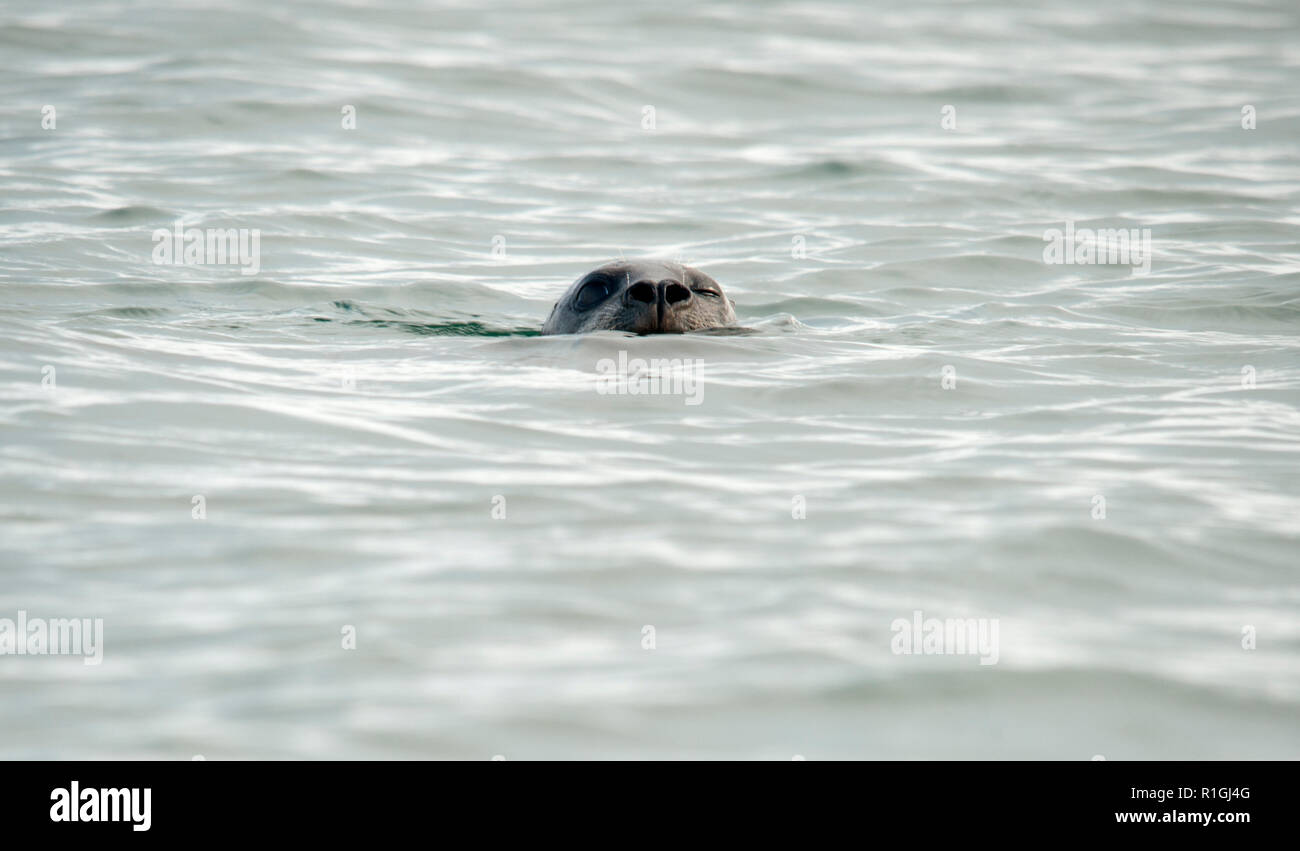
[{"x1": 3, "y1": 760, "x2": 1278, "y2": 838}]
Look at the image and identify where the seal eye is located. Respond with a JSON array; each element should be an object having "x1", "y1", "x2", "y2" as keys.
[
  {"x1": 575, "y1": 277, "x2": 614, "y2": 311},
  {"x1": 692, "y1": 287, "x2": 720, "y2": 298}
]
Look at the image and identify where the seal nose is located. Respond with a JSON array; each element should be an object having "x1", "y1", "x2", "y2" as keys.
[
  {"x1": 662, "y1": 281, "x2": 691, "y2": 305},
  {"x1": 627, "y1": 281, "x2": 657, "y2": 304},
  {"x1": 624, "y1": 278, "x2": 694, "y2": 332}
]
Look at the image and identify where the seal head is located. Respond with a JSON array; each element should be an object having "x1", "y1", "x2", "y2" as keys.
[{"x1": 542, "y1": 260, "x2": 736, "y2": 335}]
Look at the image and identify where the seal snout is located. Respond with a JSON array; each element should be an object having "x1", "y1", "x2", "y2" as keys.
[
  {"x1": 627, "y1": 281, "x2": 657, "y2": 304},
  {"x1": 625, "y1": 279, "x2": 694, "y2": 330},
  {"x1": 664, "y1": 281, "x2": 691, "y2": 304}
]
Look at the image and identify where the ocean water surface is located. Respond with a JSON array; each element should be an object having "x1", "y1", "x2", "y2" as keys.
[{"x1": 1, "y1": 0, "x2": 1298, "y2": 758}]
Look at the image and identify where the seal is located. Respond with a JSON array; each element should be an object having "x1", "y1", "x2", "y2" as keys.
[{"x1": 541, "y1": 260, "x2": 736, "y2": 335}]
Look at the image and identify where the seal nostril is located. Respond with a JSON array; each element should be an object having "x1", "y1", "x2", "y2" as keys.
[
  {"x1": 664, "y1": 282, "x2": 691, "y2": 305},
  {"x1": 628, "y1": 282, "x2": 656, "y2": 303}
]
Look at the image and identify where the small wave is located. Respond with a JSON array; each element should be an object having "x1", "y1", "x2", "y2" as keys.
[
  {"x1": 311, "y1": 300, "x2": 539, "y2": 336},
  {"x1": 90, "y1": 205, "x2": 173, "y2": 224},
  {"x1": 88, "y1": 306, "x2": 173, "y2": 319}
]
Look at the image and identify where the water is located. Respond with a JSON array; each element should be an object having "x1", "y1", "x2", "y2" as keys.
[{"x1": 2, "y1": 0, "x2": 1298, "y2": 759}]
